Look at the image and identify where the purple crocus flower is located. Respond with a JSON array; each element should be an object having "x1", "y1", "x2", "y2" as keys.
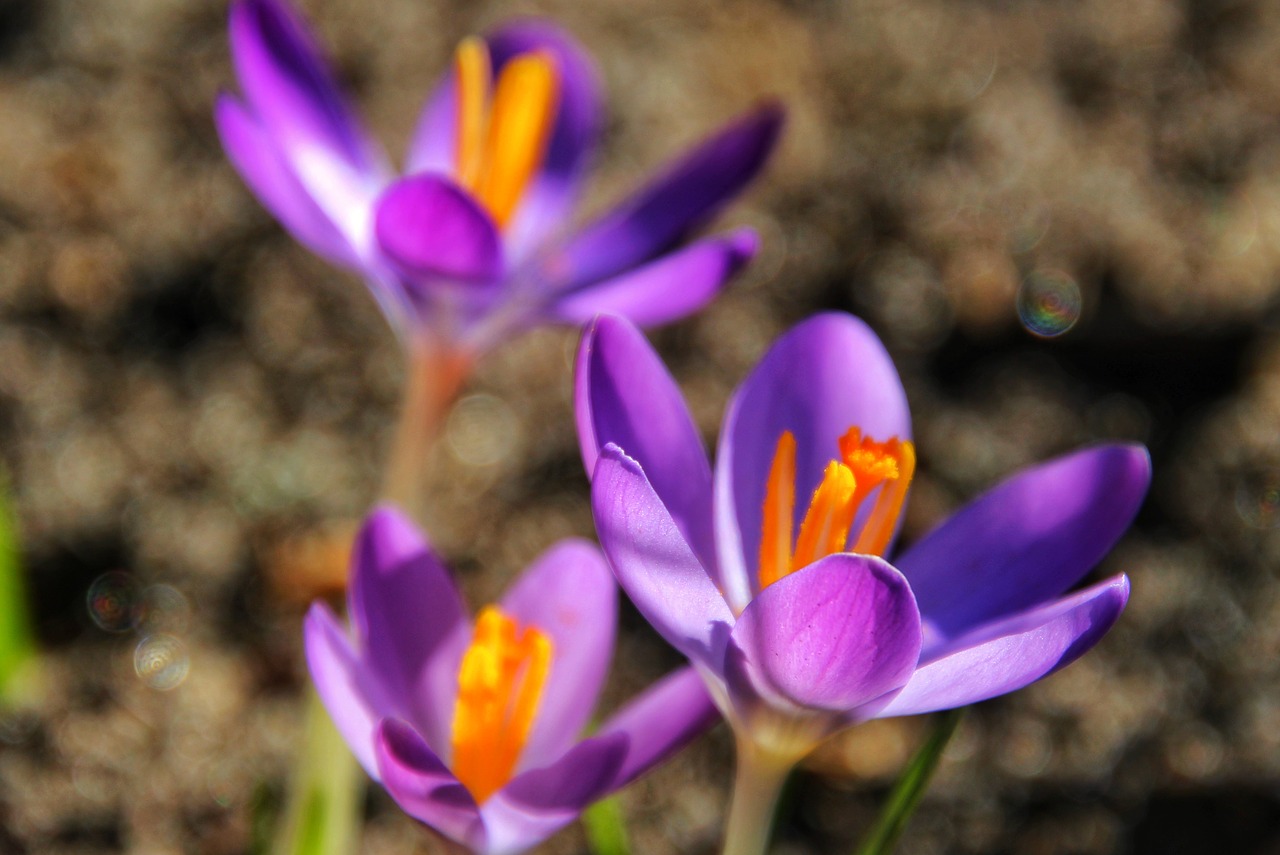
[
  {"x1": 216, "y1": 0, "x2": 781, "y2": 354},
  {"x1": 576, "y1": 313, "x2": 1149, "y2": 762},
  {"x1": 304, "y1": 507, "x2": 718, "y2": 854}
]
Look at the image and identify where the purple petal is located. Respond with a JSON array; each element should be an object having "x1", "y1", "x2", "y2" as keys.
[
  {"x1": 724, "y1": 554, "x2": 921, "y2": 713},
  {"x1": 375, "y1": 719, "x2": 484, "y2": 850},
  {"x1": 554, "y1": 104, "x2": 782, "y2": 290},
  {"x1": 303, "y1": 603, "x2": 399, "y2": 779},
  {"x1": 896, "y1": 444, "x2": 1150, "y2": 641},
  {"x1": 348, "y1": 506, "x2": 471, "y2": 755},
  {"x1": 407, "y1": 21, "x2": 602, "y2": 261},
  {"x1": 229, "y1": 0, "x2": 379, "y2": 173},
  {"x1": 214, "y1": 94, "x2": 359, "y2": 267},
  {"x1": 499, "y1": 539, "x2": 616, "y2": 771},
  {"x1": 482, "y1": 734, "x2": 628, "y2": 854},
  {"x1": 715, "y1": 313, "x2": 911, "y2": 609},
  {"x1": 548, "y1": 229, "x2": 757, "y2": 327},
  {"x1": 595, "y1": 666, "x2": 721, "y2": 789},
  {"x1": 591, "y1": 445, "x2": 735, "y2": 672},
  {"x1": 374, "y1": 175, "x2": 503, "y2": 284},
  {"x1": 575, "y1": 315, "x2": 716, "y2": 574},
  {"x1": 877, "y1": 575, "x2": 1130, "y2": 717}
]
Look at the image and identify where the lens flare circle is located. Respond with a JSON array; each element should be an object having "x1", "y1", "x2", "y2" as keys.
[
  {"x1": 134, "y1": 634, "x2": 190, "y2": 691},
  {"x1": 1017, "y1": 270, "x2": 1081, "y2": 338},
  {"x1": 87, "y1": 572, "x2": 141, "y2": 633}
]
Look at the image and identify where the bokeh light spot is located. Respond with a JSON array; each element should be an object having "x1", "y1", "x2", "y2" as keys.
[
  {"x1": 86, "y1": 572, "x2": 140, "y2": 632},
  {"x1": 134, "y1": 634, "x2": 190, "y2": 690},
  {"x1": 1017, "y1": 270, "x2": 1081, "y2": 338}
]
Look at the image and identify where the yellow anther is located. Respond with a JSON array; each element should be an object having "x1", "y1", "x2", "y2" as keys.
[
  {"x1": 758, "y1": 431, "x2": 797, "y2": 589},
  {"x1": 473, "y1": 50, "x2": 560, "y2": 227},
  {"x1": 450, "y1": 606, "x2": 553, "y2": 803},
  {"x1": 449, "y1": 40, "x2": 561, "y2": 228},
  {"x1": 453, "y1": 37, "x2": 492, "y2": 190},
  {"x1": 792, "y1": 461, "x2": 859, "y2": 570}
]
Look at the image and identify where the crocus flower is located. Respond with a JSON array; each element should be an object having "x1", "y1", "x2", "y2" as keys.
[
  {"x1": 216, "y1": 0, "x2": 782, "y2": 355},
  {"x1": 304, "y1": 507, "x2": 718, "y2": 854},
  {"x1": 576, "y1": 313, "x2": 1149, "y2": 767}
]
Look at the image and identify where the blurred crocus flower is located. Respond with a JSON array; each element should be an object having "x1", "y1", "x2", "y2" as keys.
[
  {"x1": 216, "y1": 0, "x2": 781, "y2": 354},
  {"x1": 304, "y1": 507, "x2": 717, "y2": 855},
  {"x1": 577, "y1": 313, "x2": 1149, "y2": 763}
]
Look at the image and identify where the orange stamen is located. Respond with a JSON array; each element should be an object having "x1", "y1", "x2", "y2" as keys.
[
  {"x1": 758, "y1": 431, "x2": 797, "y2": 589},
  {"x1": 473, "y1": 51, "x2": 560, "y2": 227},
  {"x1": 755, "y1": 427, "x2": 916, "y2": 590},
  {"x1": 450, "y1": 606, "x2": 553, "y2": 803},
  {"x1": 453, "y1": 37, "x2": 492, "y2": 190},
  {"x1": 851, "y1": 438, "x2": 915, "y2": 556},
  {"x1": 792, "y1": 461, "x2": 858, "y2": 570}
]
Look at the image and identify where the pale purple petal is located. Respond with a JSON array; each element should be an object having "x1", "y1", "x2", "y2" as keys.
[
  {"x1": 554, "y1": 104, "x2": 782, "y2": 290},
  {"x1": 375, "y1": 719, "x2": 484, "y2": 850},
  {"x1": 374, "y1": 174, "x2": 503, "y2": 285},
  {"x1": 229, "y1": 0, "x2": 378, "y2": 172},
  {"x1": 547, "y1": 229, "x2": 757, "y2": 327},
  {"x1": 896, "y1": 444, "x2": 1150, "y2": 641},
  {"x1": 482, "y1": 734, "x2": 627, "y2": 854},
  {"x1": 303, "y1": 603, "x2": 399, "y2": 779},
  {"x1": 715, "y1": 313, "x2": 911, "y2": 610},
  {"x1": 591, "y1": 445, "x2": 734, "y2": 671},
  {"x1": 595, "y1": 666, "x2": 720, "y2": 788},
  {"x1": 406, "y1": 21, "x2": 602, "y2": 261},
  {"x1": 877, "y1": 575, "x2": 1130, "y2": 717},
  {"x1": 348, "y1": 506, "x2": 471, "y2": 755},
  {"x1": 214, "y1": 94, "x2": 358, "y2": 267},
  {"x1": 499, "y1": 539, "x2": 616, "y2": 771},
  {"x1": 724, "y1": 554, "x2": 920, "y2": 713},
  {"x1": 575, "y1": 315, "x2": 716, "y2": 574}
]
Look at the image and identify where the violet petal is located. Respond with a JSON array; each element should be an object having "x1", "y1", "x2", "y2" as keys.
[
  {"x1": 303, "y1": 602, "x2": 398, "y2": 779},
  {"x1": 214, "y1": 94, "x2": 358, "y2": 267},
  {"x1": 348, "y1": 506, "x2": 471, "y2": 755},
  {"x1": 591, "y1": 445, "x2": 735, "y2": 671},
  {"x1": 724, "y1": 554, "x2": 920, "y2": 713},
  {"x1": 548, "y1": 229, "x2": 757, "y2": 327},
  {"x1": 878, "y1": 575, "x2": 1130, "y2": 717},
  {"x1": 499, "y1": 539, "x2": 616, "y2": 771},
  {"x1": 575, "y1": 315, "x2": 717, "y2": 573},
  {"x1": 482, "y1": 734, "x2": 628, "y2": 854},
  {"x1": 594, "y1": 666, "x2": 721, "y2": 789},
  {"x1": 556, "y1": 104, "x2": 782, "y2": 289},
  {"x1": 896, "y1": 444, "x2": 1150, "y2": 642},
  {"x1": 375, "y1": 719, "x2": 484, "y2": 850},
  {"x1": 374, "y1": 174, "x2": 503, "y2": 285}
]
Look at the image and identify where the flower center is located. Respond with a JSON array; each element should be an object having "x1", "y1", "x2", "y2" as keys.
[
  {"x1": 453, "y1": 37, "x2": 561, "y2": 229},
  {"x1": 757, "y1": 427, "x2": 915, "y2": 589},
  {"x1": 449, "y1": 605, "x2": 553, "y2": 803}
]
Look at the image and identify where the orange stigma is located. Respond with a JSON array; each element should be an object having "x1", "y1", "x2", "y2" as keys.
[
  {"x1": 450, "y1": 606, "x2": 553, "y2": 803},
  {"x1": 757, "y1": 427, "x2": 915, "y2": 590},
  {"x1": 452, "y1": 38, "x2": 561, "y2": 228}
]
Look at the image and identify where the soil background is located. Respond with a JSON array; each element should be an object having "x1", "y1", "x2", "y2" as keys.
[{"x1": 2, "y1": 0, "x2": 1280, "y2": 852}]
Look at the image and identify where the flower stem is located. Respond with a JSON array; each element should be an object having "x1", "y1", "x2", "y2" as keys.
[
  {"x1": 379, "y1": 337, "x2": 473, "y2": 518},
  {"x1": 852, "y1": 708, "x2": 965, "y2": 855},
  {"x1": 722, "y1": 739, "x2": 796, "y2": 855},
  {"x1": 269, "y1": 687, "x2": 361, "y2": 855}
]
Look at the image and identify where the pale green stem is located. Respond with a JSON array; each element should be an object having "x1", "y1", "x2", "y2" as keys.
[
  {"x1": 852, "y1": 708, "x2": 965, "y2": 855},
  {"x1": 722, "y1": 738, "x2": 797, "y2": 855},
  {"x1": 270, "y1": 687, "x2": 361, "y2": 855}
]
